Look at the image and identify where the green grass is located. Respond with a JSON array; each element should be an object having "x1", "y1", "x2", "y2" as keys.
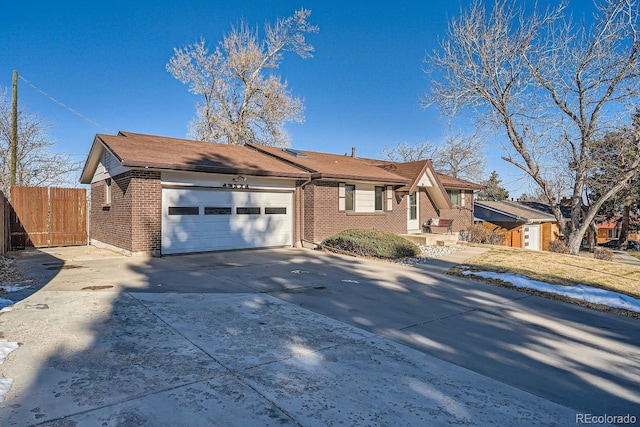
[{"x1": 322, "y1": 228, "x2": 420, "y2": 259}]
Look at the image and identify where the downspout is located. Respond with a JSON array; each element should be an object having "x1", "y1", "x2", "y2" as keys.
[{"x1": 298, "y1": 175, "x2": 313, "y2": 247}]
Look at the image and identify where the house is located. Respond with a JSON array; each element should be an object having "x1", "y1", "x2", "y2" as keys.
[
  {"x1": 474, "y1": 200, "x2": 562, "y2": 251},
  {"x1": 597, "y1": 217, "x2": 639, "y2": 244},
  {"x1": 80, "y1": 131, "x2": 482, "y2": 256}
]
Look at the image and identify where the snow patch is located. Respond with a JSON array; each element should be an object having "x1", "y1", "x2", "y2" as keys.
[
  {"x1": 0, "y1": 340, "x2": 19, "y2": 403},
  {"x1": 463, "y1": 270, "x2": 640, "y2": 313},
  {"x1": 0, "y1": 298, "x2": 14, "y2": 310},
  {"x1": 0, "y1": 284, "x2": 31, "y2": 293},
  {"x1": 0, "y1": 341, "x2": 18, "y2": 364}
]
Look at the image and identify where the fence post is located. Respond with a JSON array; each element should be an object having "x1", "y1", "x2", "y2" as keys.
[{"x1": 0, "y1": 190, "x2": 7, "y2": 255}]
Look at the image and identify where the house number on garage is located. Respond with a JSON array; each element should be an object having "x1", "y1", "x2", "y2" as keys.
[{"x1": 221, "y1": 183, "x2": 250, "y2": 189}]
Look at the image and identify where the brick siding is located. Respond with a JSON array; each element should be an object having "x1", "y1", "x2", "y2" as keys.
[
  {"x1": 422, "y1": 190, "x2": 476, "y2": 232},
  {"x1": 90, "y1": 172, "x2": 477, "y2": 253},
  {"x1": 303, "y1": 181, "x2": 408, "y2": 242},
  {"x1": 90, "y1": 170, "x2": 161, "y2": 255}
]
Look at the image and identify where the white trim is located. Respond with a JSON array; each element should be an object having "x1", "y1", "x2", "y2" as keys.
[
  {"x1": 407, "y1": 191, "x2": 419, "y2": 231},
  {"x1": 105, "y1": 178, "x2": 112, "y2": 204}
]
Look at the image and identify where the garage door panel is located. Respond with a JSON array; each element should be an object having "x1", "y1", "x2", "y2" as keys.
[{"x1": 162, "y1": 188, "x2": 293, "y2": 254}]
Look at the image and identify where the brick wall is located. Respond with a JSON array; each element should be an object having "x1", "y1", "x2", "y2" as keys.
[
  {"x1": 90, "y1": 170, "x2": 161, "y2": 255},
  {"x1": 419, "y1": 189, "x2": 475, "y2": 232},
  {"x1": 130, "y1": 170, "x2": 162, "y2": 254},
  {"x1": 304, "y1": 181, "x2": 407, "y2": 242}
]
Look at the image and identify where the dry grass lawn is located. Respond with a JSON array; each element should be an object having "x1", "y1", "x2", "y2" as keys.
[{"x1": 457, "y1": 245, "x2": 640, "y2": 299}]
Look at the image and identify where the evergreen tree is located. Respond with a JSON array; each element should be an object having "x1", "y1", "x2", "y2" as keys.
[{"x1": 477, "y1": 171, "x2": 509, "y2": 201}]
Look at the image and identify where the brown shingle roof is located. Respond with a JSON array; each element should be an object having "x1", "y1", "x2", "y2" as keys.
[
  {"x1": 475, "y1": 200, "x2": 556, "y2": 222},
  {"x1": 80, "y1": 132, "x2": 484, "y2": 196},
  {"x1": 83, "y1": 131, "x2": 310, "y2": 180},
  {"x1": 437, "y1": 173, "x2": 484, "y2": 190},
  {"x1": 249, "y1": 145, "x2": 411, "y2": 184},
  {"x1": 389, "y1": 160, "x2": 429, "y2": 184}
]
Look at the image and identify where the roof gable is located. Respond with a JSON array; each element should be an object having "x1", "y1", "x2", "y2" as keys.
[{"x1": 390, "y1": 160, "x2": 452, "y2": 210}]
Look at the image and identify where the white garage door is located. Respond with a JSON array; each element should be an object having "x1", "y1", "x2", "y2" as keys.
[{"x1": 162, "y1": 188, "x2": 293, "y2": 254}]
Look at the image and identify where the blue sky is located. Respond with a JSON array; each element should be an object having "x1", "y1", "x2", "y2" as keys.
[{"x1": 1, "y1": 1, "x2": 595, "y2": 195}]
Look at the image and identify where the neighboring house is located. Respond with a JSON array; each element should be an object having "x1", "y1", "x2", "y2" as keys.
[
  {"x1": 80, "y1": 131, "x2": 482, "y2": 256},
  {"x1": 597, "y1": 218, "x2": 639, "y2": 243},
  {"x1": 474, "y1": 200, "x2": 562, "y2": 251}
]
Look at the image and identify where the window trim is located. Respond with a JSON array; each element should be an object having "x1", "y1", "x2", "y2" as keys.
[
  {"x1": 104, "y1": 178, "x2": 112, "y2": 205},
  {"x1": 409, "y1": 192, "x2": 417, "y2": 220}
]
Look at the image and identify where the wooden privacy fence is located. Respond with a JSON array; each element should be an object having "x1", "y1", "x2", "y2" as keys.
[
  {"x1": 0, "y1": 191, "x2": 8, "y2": 255},
  {"x1": 9, "y1": 186, "x2": 88, "y2": 249}
]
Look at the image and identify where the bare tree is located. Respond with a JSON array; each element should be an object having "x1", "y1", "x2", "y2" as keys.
[
  {"x1": 0, "y1": 89, "x2": 80, "y2": 195},
  {"x1": 381, "y1": 140, "x2": 437, "y2": 162},
  {"x1": 425, "y1": 0, "x2": 640, "y2": 254},
  {"x1": 167, "y1": 9, "x2": 318, "y2": 146},
  {"x1": 433, "y1": 132, "x2": 486, "y2": 180},
  {"x1": 381, "y1": 133, "x2": 486, "y2": 180}
]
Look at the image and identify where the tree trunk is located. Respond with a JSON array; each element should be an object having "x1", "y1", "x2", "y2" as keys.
[
  {"x1": 618, "y1": 205, "x2": 631, "y2": 246},
  {"x1": 565, "y1": 232, "x2": 582, "y2": 255},
  {"x1": 591, "y1": 221, "x2": 598, "y2": 250}
]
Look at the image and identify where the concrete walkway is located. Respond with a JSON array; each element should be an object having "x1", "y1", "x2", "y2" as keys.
[
  {"x1": 0, "y1": 245, "x2": 637, "y2": 426},
  {"x1": 612, "y1": 249, "x2": 640, "y2": 266}
]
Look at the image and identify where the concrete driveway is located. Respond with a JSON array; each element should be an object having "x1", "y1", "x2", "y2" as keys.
[{"x1": 0, "y1": 246, "x2": 638, "y2": 426}]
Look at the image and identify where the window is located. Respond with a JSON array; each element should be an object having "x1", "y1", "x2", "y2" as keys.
[
  {"x1": 237, "y1": 207, "x2": 260, "y2": 215},
  {"x1": 105, "y1": 178, "x2": 112, "y2": 205},
  {"x1": 345, "y1": 184, "x2": 355, "y2": 211},
  {"x1": 446, "y1": 189, "x2": 460, "y2": 206},
  {"x1": 204, "y1": 207, "x2": 231, "y2": 215},
  {"x1": 168, "y1": 207, "x2": 199, "y2": 215},
  {"x1": 265, "y1": 207, "x2": 287, "y2": 215},
  {"x1": 409, "y1": 193, "x2": 417, "y2": 220},
  {"x1": 375, "y1": 186, "x2": 384, "y2": 211},
  {"x1": 607, "y1": 228, "x2": 620, "y2": 239}
]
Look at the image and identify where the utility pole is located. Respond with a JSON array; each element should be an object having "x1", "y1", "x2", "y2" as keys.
[{"x1": 10, "y1": 70, "x2": 18, "y2": 187}]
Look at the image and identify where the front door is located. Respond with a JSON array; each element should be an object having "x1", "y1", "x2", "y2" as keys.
[
  {"x1": 407, "y1": 191, "x2": 419, "y2": 231},
  {"x1": 524, "y1": 224, "x2": 540, "y2": 250}
]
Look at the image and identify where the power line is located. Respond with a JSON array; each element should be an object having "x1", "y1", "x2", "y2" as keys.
[{"x1": 18, "y1": 75, "x2": 115, "y2": 134}]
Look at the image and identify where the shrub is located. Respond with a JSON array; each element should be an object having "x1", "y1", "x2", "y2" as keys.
[
  {"x1": 485, "y1": 231, "x2": 505, "y2": 246},
  {"x1": 459, "y1": 224, "x2": 485, "y2": 244},
  {"x1": 593, "y1": 247, "x2": 614, "y2": 261},
  {"x1": 321, "y1": 228, "x2": 420, "y2": 259},
  {"x1": 548, "y1": 240, "x2": 570, "y2": 254},
  {"x1": 459, "y1": 225, "x2": 504, "y2": 246}
]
